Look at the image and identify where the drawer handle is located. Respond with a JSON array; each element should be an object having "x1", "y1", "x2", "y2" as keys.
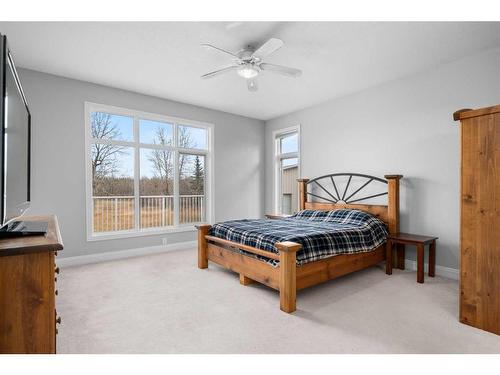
[
  {"x1": 55, "y1": 290, "x2": 59, "y2": 296},
  {"x1": 56, "y1": 316, "x2": 62, "y2": 324},
  {"x1": 55, "y1": 267, "x2": 60, "y2": 274},
  {"x1": 55, "y1": 277, "x2": 58, "y2": 283}
]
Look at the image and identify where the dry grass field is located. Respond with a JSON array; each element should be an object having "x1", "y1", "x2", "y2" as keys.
[{"x1": 93, "y1": 196, "x2": 203, "y2": 233}]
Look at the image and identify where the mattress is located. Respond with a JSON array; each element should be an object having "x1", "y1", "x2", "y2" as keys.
[{"x1": 208, "y1": 209, "x2": 388, "y2": 266}]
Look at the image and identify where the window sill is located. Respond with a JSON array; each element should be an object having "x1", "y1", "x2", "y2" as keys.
[{"x1": 86, "y1": 224, "x2": 202, "y2": 242}]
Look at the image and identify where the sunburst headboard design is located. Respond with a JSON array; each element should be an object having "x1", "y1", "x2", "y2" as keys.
[{"x1": 297, "y1": 173, "x2": 402, "y2": 234}]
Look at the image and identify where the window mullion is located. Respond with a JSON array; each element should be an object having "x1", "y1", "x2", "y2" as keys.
[
  {"x1": 275, "y1": 138, "x2": 281, "y2": 214},
  {"x1": 277, "y1": 158, "x2": 283, "y2": 214},
  {"x1": 133, "y1": 116, "x2": 140, "y2": 230},
  {"x1": 173, "y1": 125, "x2": 180, "y2": 226},
  {"x1": 278, "y1": 152, "x2": 298, "y2": 160},
  {"x1": 91, "y1": 138, "x2": 135, "y2": 147}
]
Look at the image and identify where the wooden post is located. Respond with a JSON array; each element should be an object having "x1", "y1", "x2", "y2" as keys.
[
  {"x1": 428, "y1": 240, "x2": 436, "y2": 277},
  {"x1": 276, "y1": 241, "x2": 302, "y2": 313},
  {"x1": 417, "y1": 243, "x2": 425, "y2": 283},
  {"x1": 397, "y1": 247, "x2": 406, "y2": 270},
  {"x1": 196, "y1": 224, "x2": 211, "y2": 269},
  {"x1": 297, "y1": 179, "x2": 309, "y2": 211},
  {"x1": 384, "y1": 175, "x2": 402, "y2": 234},
  {"x1": 384, "y1": 175, "x2": 402, "y2": 268},
  {"x1": 239, "y1": 274, "x2": 255, "y2": 286},
  {"x1": 385, "y1": 239, "x2": 393, "y2": 275}
]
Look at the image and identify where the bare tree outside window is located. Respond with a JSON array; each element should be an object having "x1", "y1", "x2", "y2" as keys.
[
  {"x1": 146, "y1": 125, "x2": 195, "y2": 193},
  {"x1": 90, "y1": 112, "x2": 135, "y2": 232},
  {"x1": 144, "y1": 127, "x2": 174, "y2": 195},
  {"x1": 91, "y1": 112, "x2": 130, "y2": 195}
]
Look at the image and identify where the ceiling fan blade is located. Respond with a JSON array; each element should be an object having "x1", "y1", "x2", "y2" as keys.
[
  {"x1": 201, "y1": 43, "x2": 239, "y2": 59},
  {"x1": 259, "y1": 63, "x2": 302, "y2": 77},
  {"x1": 252, "y1": 38, "x2": 284, "y2": 60},
  {"x1": 201, "y1": 66, "x2": 239, "y2": 79},
  {"x1": 247, "y1": 78, "x2": 258, "y2": 92}
]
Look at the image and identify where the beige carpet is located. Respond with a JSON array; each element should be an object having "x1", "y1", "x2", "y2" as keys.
[{"x1": 56, "y1": 248, "x2": 500, "y2": 353}]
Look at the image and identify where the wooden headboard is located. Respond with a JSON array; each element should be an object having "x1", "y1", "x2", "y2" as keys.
[{"x1": 297, "y1": 173, "x2": 402, "y2": 234}]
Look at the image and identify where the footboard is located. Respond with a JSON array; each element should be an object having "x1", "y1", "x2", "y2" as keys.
[{"x1": 196, "y1": 224, "x2": 302, "y2": 313}]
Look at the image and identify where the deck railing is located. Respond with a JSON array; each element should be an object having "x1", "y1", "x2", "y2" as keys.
[{"x1": 92, "y1": 195, "x2": 204, "y2": 232}]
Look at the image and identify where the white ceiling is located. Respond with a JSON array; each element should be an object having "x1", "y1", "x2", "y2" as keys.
[{"x1": 1, "y1": 22, "x2": 500, "y2": 120}]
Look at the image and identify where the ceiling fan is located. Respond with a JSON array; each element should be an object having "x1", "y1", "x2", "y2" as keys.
[{"x1": 200, "y1": 38, "x2": 302, "y2": 92}]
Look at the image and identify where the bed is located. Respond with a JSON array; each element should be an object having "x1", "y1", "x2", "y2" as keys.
[{"x1": 196, "y1": 173, "x2": 403, "y2": 313}]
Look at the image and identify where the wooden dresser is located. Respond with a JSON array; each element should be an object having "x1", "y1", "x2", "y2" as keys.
[
  {"x1": 454, "y1": 105, "x2": 500, "y2": 335},
  {"x1": 0, "y1": 215, "x2": 63, "y2": 353}
]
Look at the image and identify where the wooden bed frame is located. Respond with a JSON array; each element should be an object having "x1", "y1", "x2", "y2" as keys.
[{"x1": 196, "y1": 174, "x2": 402, "y2": 313}]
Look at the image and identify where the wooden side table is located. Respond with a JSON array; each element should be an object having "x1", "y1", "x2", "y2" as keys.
[{"x1": 386, "y1": 232, "x2": 438, "y2": 283}]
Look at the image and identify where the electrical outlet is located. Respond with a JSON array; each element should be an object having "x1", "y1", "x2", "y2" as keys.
[{"x1": 162, "y1": 238, "x2": 168, "y2": 246}]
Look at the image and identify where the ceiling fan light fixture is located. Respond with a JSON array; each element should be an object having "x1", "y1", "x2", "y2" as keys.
[
  {"x1": 201, "y1": 38, "x2": 301, "y2": 90},
  {"x1": 237, "y1": 64, "x2": 259, "y2": 79}
]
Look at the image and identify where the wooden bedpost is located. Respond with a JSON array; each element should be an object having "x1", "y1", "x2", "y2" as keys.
[
  {"x1": 276, "y1": 241, "x2": 302, "y2": 313},
  {"x1": 297, "y1": 178, "x2": 309, "y2": 211},
  {"x1": 384, "y1": 175, "x2": 402, "y2": 234},
  {"x1": 196, "y1": 224, "x2": 211, "y2": 269},
  {"x1": 384, "y1": 175, "x2": 403, "y2": 268}
]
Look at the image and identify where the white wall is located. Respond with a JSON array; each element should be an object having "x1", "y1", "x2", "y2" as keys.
[
  {"x1": 19, "y1": 68, "x2": 265, "y2": 259},
  {"x1": 265, "y1": 46, "x2": 500, "y2": 270}
]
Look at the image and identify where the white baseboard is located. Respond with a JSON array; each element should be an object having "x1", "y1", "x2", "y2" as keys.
[
  {"x1": 404, "y1": 259, "x2": 459, "y2": 280},
  {"x1": 57, "y1": 240, "x2": 197, "y2": 268}
]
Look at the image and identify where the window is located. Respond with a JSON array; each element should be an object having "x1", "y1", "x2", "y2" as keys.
[
  {"x1": 85, "y1": 103, "x2": 213, "y2": 240},
  {"x1": 274, "y1": 126, "x2": 300, "y2": 215}
]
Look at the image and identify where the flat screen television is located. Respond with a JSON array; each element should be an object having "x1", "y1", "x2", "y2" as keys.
[{"x1": 0, "y1": 34, "x2": 46, "y2": 236}]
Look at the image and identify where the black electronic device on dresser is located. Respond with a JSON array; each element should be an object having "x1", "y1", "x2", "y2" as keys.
[{"x1": 0, "y1": 33, "x2": 47, "y2": 237}]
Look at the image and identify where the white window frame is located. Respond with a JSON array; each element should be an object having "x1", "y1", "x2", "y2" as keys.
[
  {"x1": 273, "y1": 125, "x2": 301, "y2": 214},
  {"x1": 84, "y1": 102, "x2": 214, "y2": 241}
]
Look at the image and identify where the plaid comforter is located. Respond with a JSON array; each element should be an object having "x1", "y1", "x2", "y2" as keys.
[{"x1": 209, "y1": 209, "x2": 388, "y2": 266}]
